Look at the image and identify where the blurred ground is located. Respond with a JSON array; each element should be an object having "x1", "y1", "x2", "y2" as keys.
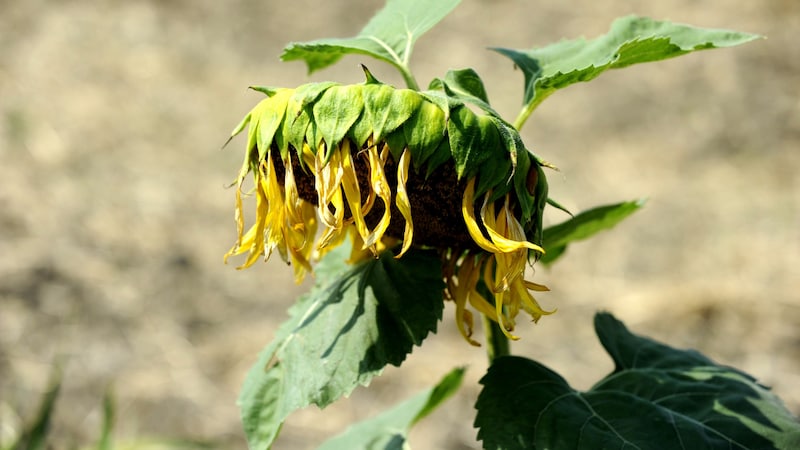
[{"x1": 1, "y1": 0, "x2": 798, "y2": 448}]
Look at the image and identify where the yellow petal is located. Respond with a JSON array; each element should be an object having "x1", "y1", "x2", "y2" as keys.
[
  {"x1": 362, "y1": 144, "x2": 392, "y2": 252},
  {"x1": 340, "y1": 141, "x2": 371, "y2": 245},
  {"x1": 480, "y1": 192, "x2": 545, "y2": 255},
  {"x1": 395, "y1": 148, "x2": 414, "y2": 258},
  {"x1": 462, "y1": 178, "x2": 502, "y2": 253}
]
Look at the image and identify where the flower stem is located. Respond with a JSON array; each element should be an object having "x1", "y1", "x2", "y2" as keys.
[
  {"x1": 483, "y1": 315, "x2": 510, "y2": 363},
  {"x1": 399, "y1": 65, "x2": 420, "y2": 91},
  {"x1": 512, "y1": 90, "x2": 553, "y2": 131}
]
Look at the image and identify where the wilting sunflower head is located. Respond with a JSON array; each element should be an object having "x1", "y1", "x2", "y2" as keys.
[{"x1": 225, "y1": 71, "x2": 553, "y2": 345}]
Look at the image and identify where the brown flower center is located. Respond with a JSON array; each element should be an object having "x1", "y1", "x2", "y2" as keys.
[{"x1": 271, "y1": 144, "x2": 478, "y2": 251}]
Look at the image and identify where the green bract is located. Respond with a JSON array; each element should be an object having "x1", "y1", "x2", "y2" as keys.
[{"x1": 231, "y1": 70, "x2": 545, "y2": 236}]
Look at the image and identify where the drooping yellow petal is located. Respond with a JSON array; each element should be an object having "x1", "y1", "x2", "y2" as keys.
[
  {"x1": 362, "y1": 144, "x2": 392, "y2": 252},
  {"x1": 261, "y1": 153, "x2": 288, "y2": 264},
  {"x1": 512, "y1": 277, "x2": 556, "y2": 320},
  {"x1": 463, "y1": 256, "x2": 497, "y2": 320},
  {"x1": 493, "y1": 287, "x2": 519, "y2": 341},
  {"x1": 451, "y1": 254, "x2": 481, "y2": 346},
  {"x1": 462, "y1": 178, "x2": 502, "y2": 253},
  {"x1": 395, "y1": 148, "x2": 414, "y2": 258},
  {"x1": 479, "y1": 190, "x2": 545, "y2": 255},
  {"x1": 315, "y1": 144, "x2": 344, "y2": 229},
  {"x1": 340, "y1": 140, "x2": 372, "y2": 247},
  {"x1": 236, "y1": 166, "x2": 271, "y2": 269},
  {"x1": 317, "y1": 188, "x2": 345, "y2": 250},
  {"x1": 524, "y1": 280, "x2": 550, "y2": 292}
]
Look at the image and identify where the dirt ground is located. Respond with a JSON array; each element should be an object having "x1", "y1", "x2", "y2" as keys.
[{"x1": 1, "y1": 0, "x2": 798, "y2": 448}]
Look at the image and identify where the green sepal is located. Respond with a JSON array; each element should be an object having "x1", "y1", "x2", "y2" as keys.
[
  {"x1": 312, "y1": 85, "x2": 365, "y2": 152},
  {"x1": 304, "y1": 112, "x2": 323, "y2": 154},
  {"x1": 286, "y1": 107, "x2": 311, "y2": 156},
  {"x1": 292, "y1": 81, "x2": 338, "y2": 110},
  {"x1": 443, "y1": 68, "x2": 490, "y2": 103},
  {"x1": 546, "y1": 197, "x2": 573, "y2": 217},
  {"x1": 432, "y1": 68, "x2": 501, "y2": 117},
  {"x1": 226, "y1": 110, "x2": 252, "y2": 148},
  {"x1": 360, "y1": 64, "x2": 382, "y2": 84},
  {"x1": 475, "y1": 151, "x2": 512, "y2": 203},
  {"x1": 255, "y1": 89, "x2": 291, "y2": 162},
  {"x1": 524, "y1": 162, "x2": 548, "y2": 258},
  {"x1": 419, "y1": 90, "x2": 460, "y2": 124},
  {"x1": 403, "y1": 100, "x2": 446, "y2": 170},
  {"x1": 424, "y1": 137, "x2": 453, "y2": 178},
  {"x1": 248, "y1": 85, "x2": 281, "y2": 97},
  {"x1": 447, "y1": 105, "x2": 501, "y2": 181},
  {"x1": 384, "y1": 127, "x2": 408, "y2": 160},
  {"x1": 362, "y1": 84, "x2": 422, "y2": 143},
  {"x1": 242, "y1": 101, "x2": 268, "y2": 155},
  {"x1": 348, "y1": 108, "x2": 373, "y2": 150}
]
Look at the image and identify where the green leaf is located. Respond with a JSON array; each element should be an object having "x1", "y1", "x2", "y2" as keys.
[
  {"x1": 316, "y1": 367, "x2": 464, "y2": 450},
  {"x1": 493, "y1": 16, "x2": 761, "y2": 128},
  {"x1": 239, "y1": 245, "x2": 445, "y2": 449},
  {"x1": 96, "y1": 388, "x2": 115, "y2": 450},
  {"x1": 475, "y1": 313, "x2": 800, "y2": 450},
  {"x1": 11, "y1": 362, "x2": 63, "y2": 450},
  {"x1": 540, "y1": 199, "x2": 644, "y2": 265},
  {"x1": 281, "y1": 0, "x2": 461, "y2": 88}
]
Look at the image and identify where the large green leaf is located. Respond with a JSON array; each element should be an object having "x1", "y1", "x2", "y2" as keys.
[
  {"x1": 316, "y1": 367, "x2": 464, "y2": 450},
  {"x1": 540, "y1": 200, "x2": 644, "y2": 265},
  {"x1": 281, "y1": 0, "x2": 461, "y2": 88},
  {"x1": 475, "y1": 313, "x2": 800, "y2": 450},
  {"x1": 493, "y1": 16, "x2": 761, "y2": 127},
  {"x1": 239, "y1": 246, "x2": 445, "y2": 449}
]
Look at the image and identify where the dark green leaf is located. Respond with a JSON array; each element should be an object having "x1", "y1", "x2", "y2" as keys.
[
  {"x1": 540, "y1": 199, "x2": 644, "y2": 265},
  {"x1": 239, "y1": 245, "x2": 445, "y2": 449},
  {"x1": 316, "y1": 367, "x2": 464, "y2": 450},
  {"x1": 475, "y1": 313, "x2": 800, "y2": 450},
  {"x1": 493, "y1": 16, "x2": 761, "y2": 106},
  {"x1": 281, "y1": 0, "x2": 461, "y2": 75}
]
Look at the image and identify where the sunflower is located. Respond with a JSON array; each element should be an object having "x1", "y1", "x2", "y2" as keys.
[{"x1": 224, "y1": 73, "x2": 553, "y2": 345}]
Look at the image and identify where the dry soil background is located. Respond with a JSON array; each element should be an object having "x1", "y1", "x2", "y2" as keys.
[{"x1": 1, "y1": 0, "x2": 798, "y2": 449}]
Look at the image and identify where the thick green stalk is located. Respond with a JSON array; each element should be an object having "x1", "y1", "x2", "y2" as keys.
[
  {"x1": 483, "y1": 315, "x2": 510, "y2": 363},
  {"x1": 398, "y1": 64, "x2": 420, "y2": 91},
  {"x1": 512, "y1": 90, "x2": 553, "y2": 131}
]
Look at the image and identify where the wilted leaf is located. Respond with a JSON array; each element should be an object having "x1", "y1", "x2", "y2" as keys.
[
  {"x1": 239, "y1": 245, "x2": 445, "y2": 449},
  {"x1": 540, "y1": 200, "x2": 644, "y2": 265}
]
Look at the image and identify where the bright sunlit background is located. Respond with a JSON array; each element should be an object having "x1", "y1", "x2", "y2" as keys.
[{"x1": 1, "y1": 0, "x2": 798, "y2": 448}]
